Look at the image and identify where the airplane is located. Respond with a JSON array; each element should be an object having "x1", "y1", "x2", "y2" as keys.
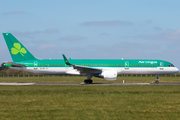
[{"x1": 2, "y1": 33, "x2": 179, "y2": 84}]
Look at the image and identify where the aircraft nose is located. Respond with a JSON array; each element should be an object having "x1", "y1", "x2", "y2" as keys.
[{"x1": 175, "y1": 67, "x2": 179, "y2": 72}]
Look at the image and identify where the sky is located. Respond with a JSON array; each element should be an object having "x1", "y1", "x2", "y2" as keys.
[{"x1": 0, "y1": 0, "x2": 180, "y2": 68}]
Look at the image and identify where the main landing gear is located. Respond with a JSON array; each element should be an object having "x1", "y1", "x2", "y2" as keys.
[
  {"x1": 84, "y1": 79, "x2": 93, "y2": 84},
  {"x1": 84, "y1": 74, "x2": 93, "y2": 84},
  {"x1": 155, "y1": 75, "x2": 160, "y2": 84}
]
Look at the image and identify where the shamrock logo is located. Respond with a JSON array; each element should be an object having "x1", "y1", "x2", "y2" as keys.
[{"x1": 11, "y1": 43, "x2": 27, "y2": 56}]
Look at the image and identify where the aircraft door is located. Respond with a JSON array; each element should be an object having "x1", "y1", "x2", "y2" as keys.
[
  {"x1": 65, "y1": 64, "x2": 69, "y2": 69},
  {"x1": 34, "y1": 61, "x2": 38, "y2": 69},
  {"x1": 160, "y1": 62, "x2": 164, "y2": 70},
  {"x1": 125, "y1": 61, "x2": 129, "y2": 70}
]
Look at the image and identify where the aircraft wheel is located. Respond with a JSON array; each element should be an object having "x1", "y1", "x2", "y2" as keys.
[
  {"x1": 89, "y1": 80, "x2": 93, "y2": 84},
  {"x1": 155, "y1": 80, "x2": 159, "y2": 84},
  {"x1": 84, "y1": 80, "x2": 88, "y2": 84},
  {"x1": 84, "y1": 79, "x2": 93, "y2": 84}
]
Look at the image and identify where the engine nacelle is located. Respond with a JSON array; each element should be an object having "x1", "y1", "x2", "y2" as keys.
[{"x1": 97, "y1": 70, "x2": 117, "y2": 80}]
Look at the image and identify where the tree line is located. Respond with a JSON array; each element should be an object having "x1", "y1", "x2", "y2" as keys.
[{"x1": 0, "y1": 67, "x2": 34, "y2": 76}]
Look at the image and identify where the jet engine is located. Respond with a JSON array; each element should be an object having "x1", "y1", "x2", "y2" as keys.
[{"x1": 95, "y1": 70, "x2": 117, "y2": 80}]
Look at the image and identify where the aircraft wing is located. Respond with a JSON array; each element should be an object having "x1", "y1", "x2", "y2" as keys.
[
  {"x1": 72, "y1": 65, "x2": 101, "y2": 73},
  {"x1": 62, "y1": 54, "x2": 102, "y2": 73},
  {"x1": 3, "y1": 62, "x2": 27, "y2": 67}
]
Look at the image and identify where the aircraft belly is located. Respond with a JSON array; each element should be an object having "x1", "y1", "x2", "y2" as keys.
[
  {"x1": 24, "y1": 67, "x2": 72, "y2": 74},
  {"x1": 120, "y1": 67, "x2": 177, "y2": 75},
  {"x1": 8, "y1": 67, "x2": 178, "y2": 75}
]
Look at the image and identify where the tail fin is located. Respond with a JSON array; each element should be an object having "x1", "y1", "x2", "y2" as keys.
[{"x1": 3, "y1": 33, "x2": 37, "y2": 62}]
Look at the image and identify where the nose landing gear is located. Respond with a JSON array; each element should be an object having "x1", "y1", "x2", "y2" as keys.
[{"x1": 155, "y1": 75, "x2": 160, "y2": 84}]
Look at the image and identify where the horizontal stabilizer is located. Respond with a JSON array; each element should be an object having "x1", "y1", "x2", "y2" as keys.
[{"x1": 3, "y1": 62, "x2": 26, "y2": 67}]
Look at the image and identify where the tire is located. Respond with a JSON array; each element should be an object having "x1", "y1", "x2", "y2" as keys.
[
  {"x1": 155, "y1": 80, "x2": 159, "y2": 84},
  {"x1": 84, "y1": 79, "x2": 93, "y2": 84},
  {"x1": 89, "y1": 80, "x2": 93, "y2": 84}
]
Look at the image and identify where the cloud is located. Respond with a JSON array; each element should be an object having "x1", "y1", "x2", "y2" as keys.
[
  {"x1": 2, "y1": 10, "x2": 29, "y2": 15},
  {"x1": 161, "y1": 29, "x2": 180, "y2": 41},
  {"x1": 144, "y1": 20, "x2": 153, "y2": 24},
  {"x1": 84, "y1": 42, "x2": 162, "y2": 59},
  {"x1": 7, "y1": 30, "x2": 39, "y2": 38},
  {"x1": 7, "y1": 28, "x2": 60, "y2": 38},
  {"x1": 39, "y1": 43, "x2": 57, "y2": 50},
  {"x1": 81, "y1": 20, "x2": 133, "y2": 27},
  {"x1": 61, "y1": 35, "x2": 87, "y2": 41},
  {"x1": 154, "y1": 27, "x2": 163, "y2": 30},
  {"x1": 112, "y1": 42, "x2": 159, "y2": 51},
  {"x1": 138, "y1": 29, "x2": 180, "y2": 41},
  {"x1": 44, "y1": 28, "x2": 60, "y2": 34}
]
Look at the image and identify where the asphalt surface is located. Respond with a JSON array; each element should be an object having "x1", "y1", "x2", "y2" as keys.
[{"x1": 0, "y1": 82, "x2": 180, "y2": 86}]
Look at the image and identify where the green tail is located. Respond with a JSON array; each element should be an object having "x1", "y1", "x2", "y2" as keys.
[{"x1": 3, "y1": 33, "x2": 37, "y2": 62}]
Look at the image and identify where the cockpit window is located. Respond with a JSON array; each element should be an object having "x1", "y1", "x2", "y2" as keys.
[{"x1": 169, "y1": 64, "x2": 174, "y2": 67}]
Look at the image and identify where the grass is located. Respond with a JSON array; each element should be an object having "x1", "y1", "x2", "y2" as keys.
[
  {"x1": 0, "y1": 76, "x2": 180, "y2": 83},
  {"x1": 0, "y1": 85, "x2": 180, "y2": 120},
  {"x1": 0, "y1": 76, "x2": 180, "y2": 119}
]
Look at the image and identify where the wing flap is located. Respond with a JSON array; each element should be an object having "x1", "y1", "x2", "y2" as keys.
[{"x1": 73, "y1": 65, "x2": 101, "y2": 72}]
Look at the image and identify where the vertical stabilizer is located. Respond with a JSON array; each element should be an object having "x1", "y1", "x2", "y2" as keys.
[{"x1": 3, "y1": 33, "x2": 37, "y2": 62}]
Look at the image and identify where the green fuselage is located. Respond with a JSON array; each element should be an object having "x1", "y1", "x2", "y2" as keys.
[{"x1": 5, "y1": 59, "x2": 175, "y2": 68}]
